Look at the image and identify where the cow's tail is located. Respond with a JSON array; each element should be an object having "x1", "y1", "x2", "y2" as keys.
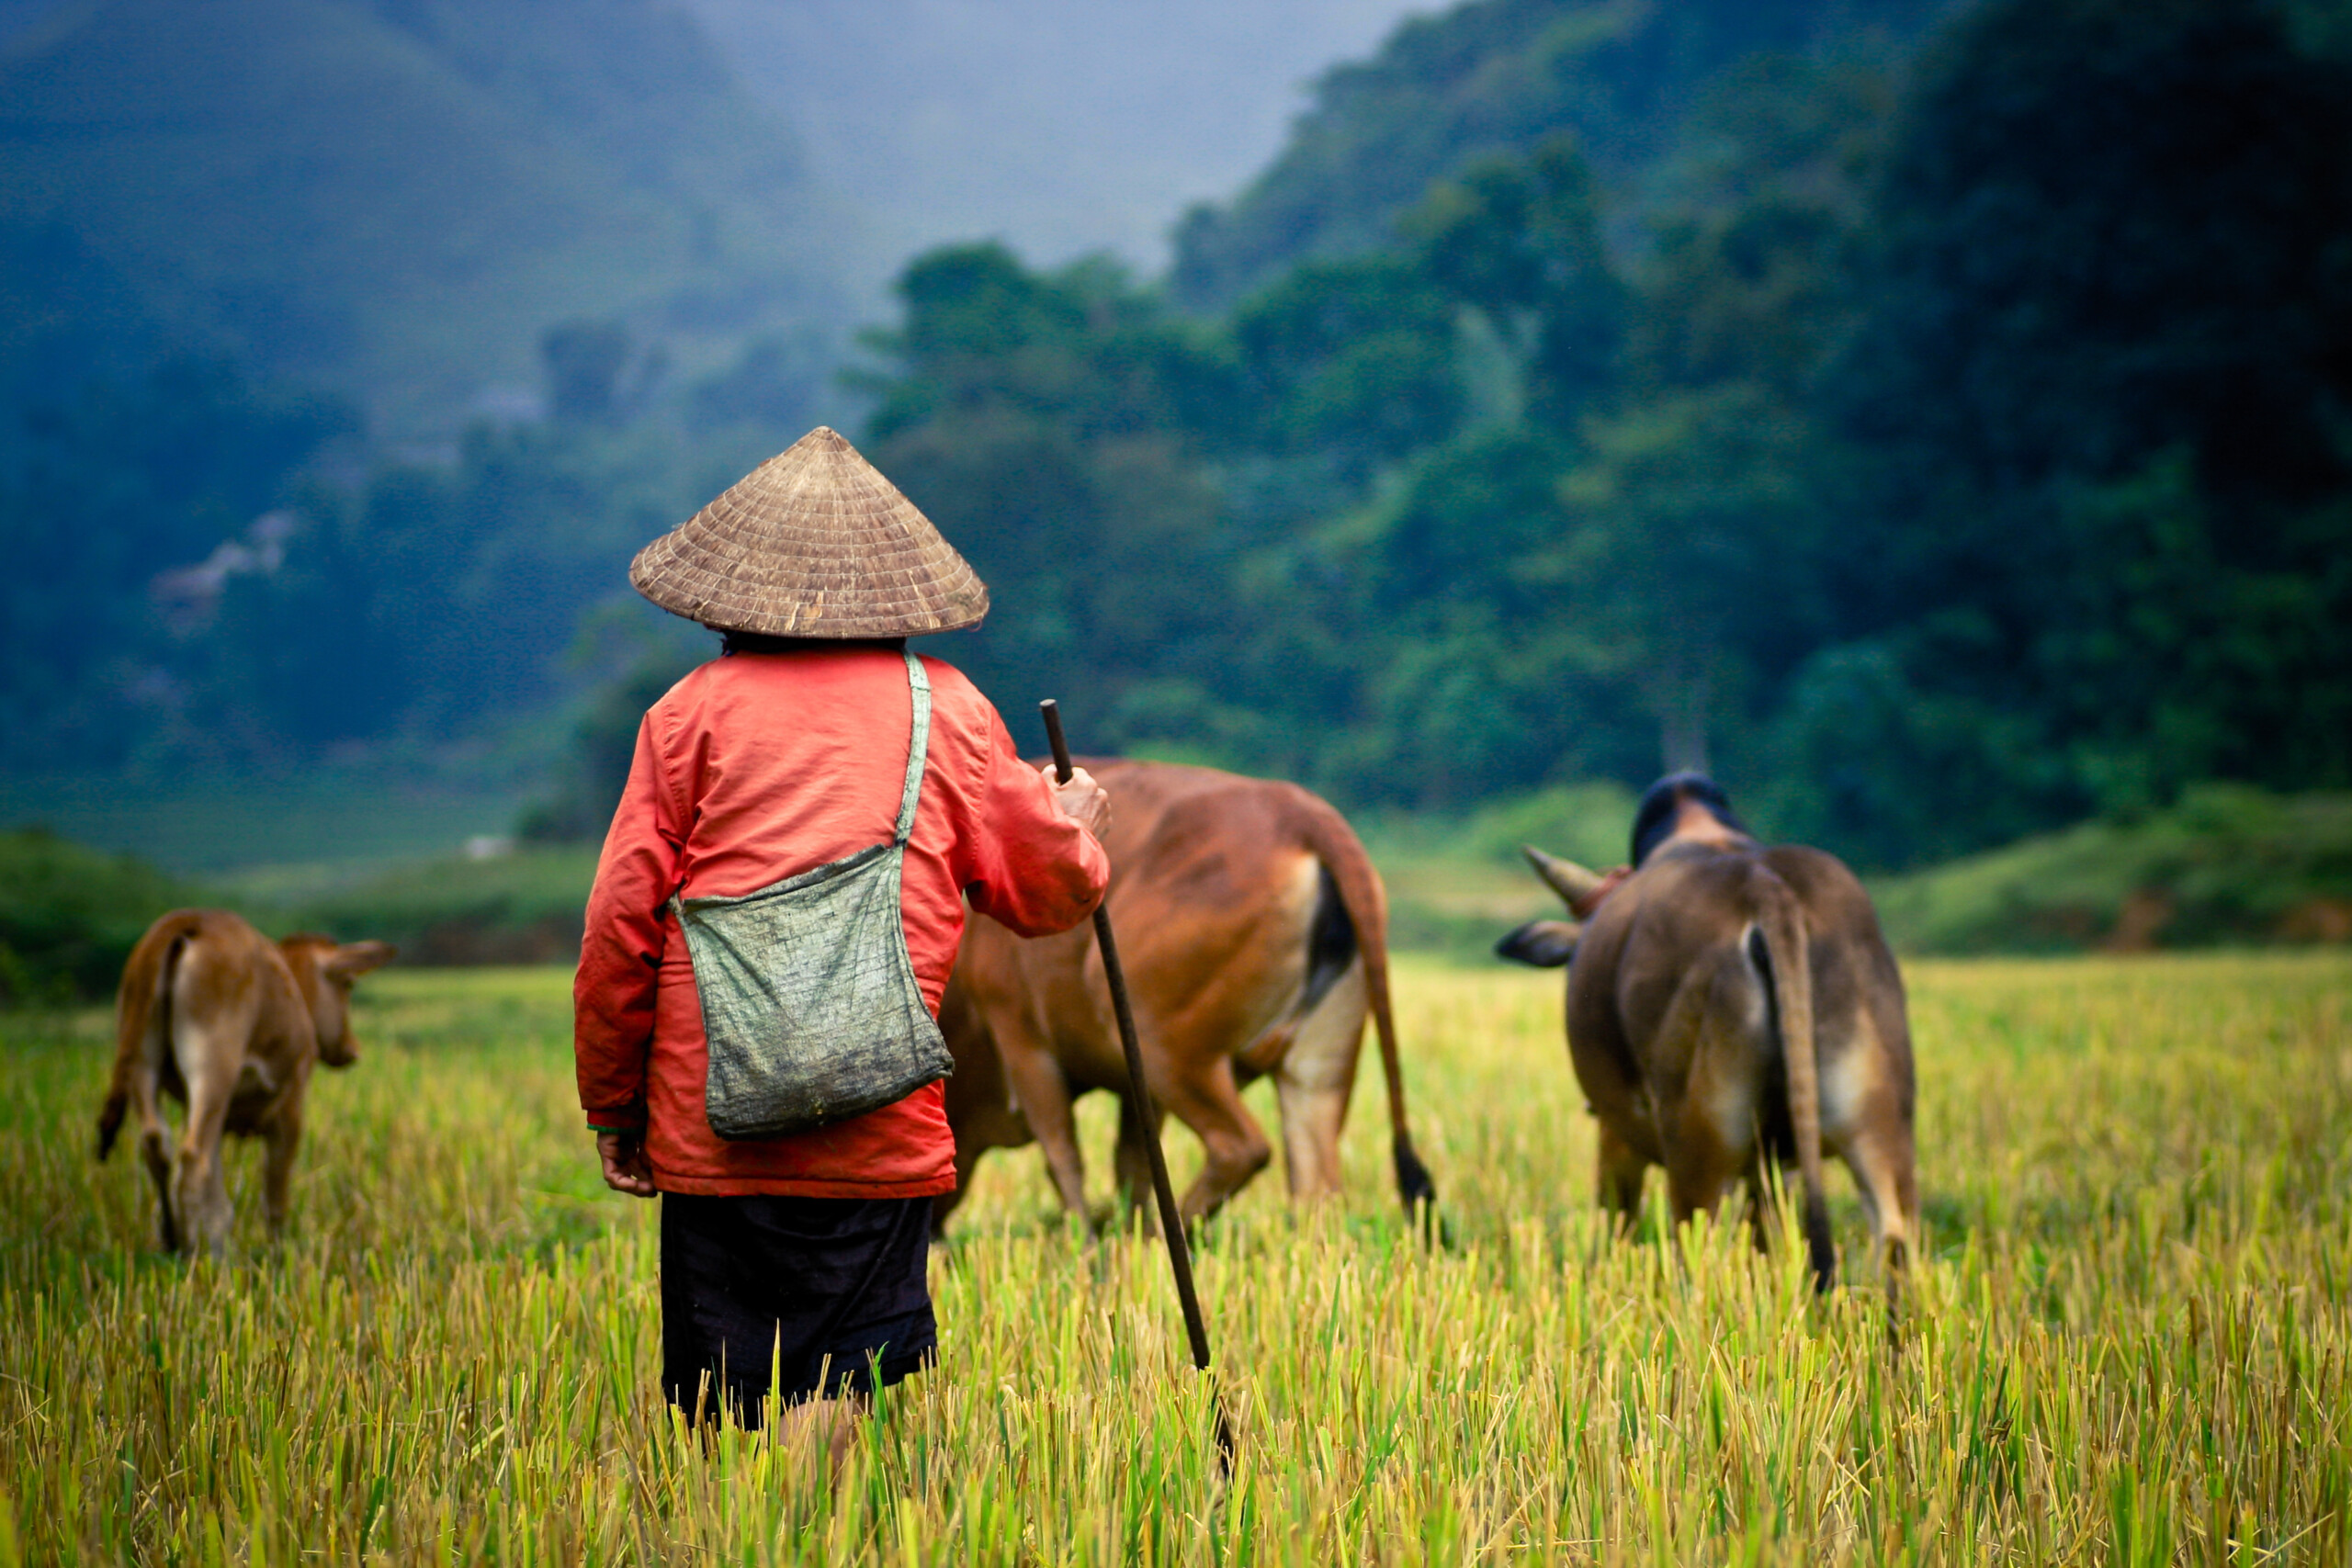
[
  {"x1": 96, "y1": 913, "x2": 194, "y2": 1159},
  {"x1": 1753, "y1": 870, "x2": 1835, "y2": 1292},
  {"x1": 1294, "y1": 795, "x2": 1436, "y2": 1219}
]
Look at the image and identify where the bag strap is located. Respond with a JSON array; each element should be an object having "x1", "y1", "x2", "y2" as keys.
[{"x1": 894, "y1": 649, "x2": 933, "y2": 847}]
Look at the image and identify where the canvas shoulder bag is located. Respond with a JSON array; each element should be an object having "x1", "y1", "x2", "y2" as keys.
[{"x1": 671, "y1": 650, "x2": 953, "y2": 1139}]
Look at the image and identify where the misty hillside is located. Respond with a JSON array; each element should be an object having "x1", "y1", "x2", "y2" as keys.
[
  {"x1": 0, "y1": 0, "x2": 867, "y2": 435},
  {"x1": 687, "y1": 0, "x2": 1431, "y2": 271},
  {"x1": 848, "y1": 0, "x2": 2352, "y2": 869},
  {"x1": 1, "y1": 0, "x2": 2346, "y2": 907},
  {"x1": 1172, "y1": 0, "x2": 1952, "y2": 305}
]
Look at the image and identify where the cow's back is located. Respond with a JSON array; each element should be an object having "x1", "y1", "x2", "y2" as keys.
[
  {"x1": 1567, "y1": 842, "x2": 1912, "y2": 1134},
  {"x1": 939, "y1": 758, "x2": 1428, "y2": 1224},
  {"x1": 165, "y1": 912, "x2": 314, "y2": 1111},
  {"x1": 950, "y1": 761, "x2": 1361, "y2": 1081},
  {"x1": 1573, "y1": 849, "x2": 1758, "y2": 1065},
  {"x1": 964, "y1": 762, "x2": 1328, "y2": 1055}
]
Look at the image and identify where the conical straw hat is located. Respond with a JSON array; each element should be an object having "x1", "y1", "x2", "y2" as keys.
[{"x1": 629, "y1": 427, "x2": 988, "y2": 637}]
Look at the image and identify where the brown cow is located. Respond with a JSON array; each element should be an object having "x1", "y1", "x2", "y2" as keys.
[
  {"x1": 1497, "y1": 773, "x2": 1916, "y2": 1291},
  {"x1": 96, "y1": 909, "x2": 394, "y2": 1253},
  {"x1": 934, "y1": 759, "x2": 1433, "y2": 1235}
]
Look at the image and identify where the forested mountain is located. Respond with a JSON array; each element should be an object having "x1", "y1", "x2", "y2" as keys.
[
  {"x1": 1170, "y1": 0, "x2": 1953, "y2": 307},
  {"x1": 0, "y1": 0, "x2": 868, "y2": 777},
  {"x1": 5, "y1": 0, "x2": 2346, "y2": 884},
  {"x1": 0, "y1": 0, "x2": 864, "y2": 434},
  {"x1": 0, "y1": 0, "x2": 1480, "y2": 794},
  {"x1": 854, "y1": 0, "x2": 2352, "y2": 868}
]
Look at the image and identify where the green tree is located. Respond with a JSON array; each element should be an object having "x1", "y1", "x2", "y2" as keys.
[
  {"x1": 1790, "y1": 0, "x2": 2352, "y2": 857},
  {"x1": 859, "y1": 245, "x2": 1239, "y2": 742},
  {"x1": 842, "y1": 0, "x2": 2352, "y2": 872},
  {"x1": 1230, "y1": 255, "x2": 1464, "y2": 471},
  {"x1": 1404, "y1": 134, "x2": 1623, "y2": 425},
  {"x1": 1170, "y1": 0, "x2": 1941, "y2": 308}
]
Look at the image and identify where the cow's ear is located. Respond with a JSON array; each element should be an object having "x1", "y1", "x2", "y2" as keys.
[
  {"x1": 1495, "y1": 919, "x2": 1579, "y2": 968},
  {"x1": 325, "y1": 941, "x2": 397, "y2": 979}
]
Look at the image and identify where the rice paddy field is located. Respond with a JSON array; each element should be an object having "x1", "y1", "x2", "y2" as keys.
[{"x1": 2, "y1": 952, "x2": 2346, "y2": 1564}]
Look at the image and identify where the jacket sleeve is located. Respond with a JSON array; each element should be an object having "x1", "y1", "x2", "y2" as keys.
[
  {"x1": 961, "y1": 705, "x2": 1110, "y2": 938},
  {"x1": 573, "y1": 714, "x2": 687, "y2": 1131}
]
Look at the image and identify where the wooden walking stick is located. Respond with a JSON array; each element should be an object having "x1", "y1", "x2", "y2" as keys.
[{"x1": 1040, "y1": 699, "x2": 1236, "y2": 1473}]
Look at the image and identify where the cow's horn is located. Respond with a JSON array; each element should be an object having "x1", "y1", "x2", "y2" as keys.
[{"x1": 1521, "y1": 845, "x2": 1607, "y2": 908}]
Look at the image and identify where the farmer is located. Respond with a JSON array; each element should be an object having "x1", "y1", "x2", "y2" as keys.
[{"x1": 573, "y1": 426, "x2": 1111, "y2": 1464}]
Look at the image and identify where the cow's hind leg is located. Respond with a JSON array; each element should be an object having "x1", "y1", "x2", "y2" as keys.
[
  {"x1": 1595, "y1": 1122, "x2": 1648, "y2": 1237},
  {"x1": 932, "y1": 1100, "x2": 1043, "y2": 1236},
  {"x1": 170, "y1": 1026, "x2": 240, "y2": 1256},
  {"x1": 997, "y1": 1032, "x2": 1091, "y2": 1224},
  {"x1": 1661, "y1": 1123, "x2": 1743, "y2": 1236},
  {"x1": 929, "y1": 1183, "x2": 966, "y2": 1239},
  {"x1": 261, "y1": 1103, "x2": 303, "y2": 1236},
  {"x1": 118, "y1": 979, "x2": 182, "y2": 1249},
  {"x1": 132, "y1": 1083, "x2": 178, "y2": 1252},
  {"x1": 1661, "y1": 959, "x2": 1771, "y2": 1255},
  {"x1": 1270, "y1": 959, "x2": 1365, "y2": 1200},
  {"x1": 1840, "y1": 1123, "x2": 1917, "y2": 1281},
  {"x1": 1112, "y1": 1094, "x2": 1162, "y2": 1231},
  {"x1": 931, "y1": 1135, "x2": 990, "y2": 1238},
  {"x1": 1738, "y1": 1163, "x2": 1784, "y2": 1255},
  {"x1": 1661, "y1": 1045, "x2": 1750, "y2": 1247},
  {"x1": 1160, "y1": 1057, "x2": 1272, "y2": 1225}
]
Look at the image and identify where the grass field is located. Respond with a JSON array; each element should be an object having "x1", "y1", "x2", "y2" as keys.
[{"x1": 3, "y1": 953, "x2": 2346, "y2": 1564}]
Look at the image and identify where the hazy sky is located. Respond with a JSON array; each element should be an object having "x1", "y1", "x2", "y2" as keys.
[
  {"x1": 688, "y1": 0, "x2": 1434, "y2": 273},
  {"x1": 0, "y1": 0, "x2": 1433, "y2": 277}
]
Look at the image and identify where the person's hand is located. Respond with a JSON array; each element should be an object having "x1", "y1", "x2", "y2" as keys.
[
  {"x1": 1043, "y1": 763, "x2": 1112, "y2": 840},
  {"x1": 597, "y1": 1130, "x2": 657, "y2": 1198}
]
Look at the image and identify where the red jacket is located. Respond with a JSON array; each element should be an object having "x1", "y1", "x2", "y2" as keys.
[{"x1": 572, "y1": 645, "x2": 1108, "y2": 1197}]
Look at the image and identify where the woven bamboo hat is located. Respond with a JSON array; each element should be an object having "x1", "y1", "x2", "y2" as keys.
[{"x1": 628, "y1": 427, "x2": 988, "y2": 637}]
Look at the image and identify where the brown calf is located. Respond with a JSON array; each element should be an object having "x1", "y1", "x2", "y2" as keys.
[
  {"x1": 1498, "y1": 774, "x2": 1917, "y2": 1290},
  {"x1": 96, "y1": 909, "x2": 393, "y2": 1253},
  {"x1": 935, "y1": 759, "x2": 1432, "y2": 1234}
]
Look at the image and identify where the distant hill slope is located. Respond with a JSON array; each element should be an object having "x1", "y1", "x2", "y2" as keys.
[
  {"x1": 1170, "y1": 0, "x2": 1949, "y2": 307},
  {"x1": 0, "y1": 0, "x2": 868, "y2": 434},
  {"x1": 1871, "y1": 787, "x2": 2352, "y2": 955}
]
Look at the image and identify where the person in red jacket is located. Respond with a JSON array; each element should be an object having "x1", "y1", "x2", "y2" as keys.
[{"x1": 574, "y1": 427, "x2": 1110, "y2": 1461}]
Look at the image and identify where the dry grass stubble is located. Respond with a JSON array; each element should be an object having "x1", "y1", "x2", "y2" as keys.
[{"x1": 0, "y1": 953, "x2": 2345, "y2": 1563}]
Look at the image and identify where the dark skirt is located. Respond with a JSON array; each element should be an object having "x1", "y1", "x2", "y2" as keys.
[{"x1": 660, "y1": 1192, "x2": 937, "y2": 1427}]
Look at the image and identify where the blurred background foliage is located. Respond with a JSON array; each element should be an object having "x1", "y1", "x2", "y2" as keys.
[
  {"x1": 863, "y1": 0, "x2": 2352, "y2": 868},
  {"x1": 0, "y1": 828, "x2": 195, "y2": 1006},
  {"x1": 1, "y1": 0, "x2": 2349, "y2": 986}
]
